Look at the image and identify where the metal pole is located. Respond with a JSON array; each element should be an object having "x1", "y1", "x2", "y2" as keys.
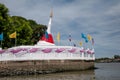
[
  {"x1": 15, "y1": 37, "x2": 17, "y2": 46},
  {"x1": 1, "y1": 40, "x2": 2, "y2": 48}
]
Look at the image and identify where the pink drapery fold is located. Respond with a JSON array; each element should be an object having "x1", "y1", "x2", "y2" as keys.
[
  {"x1": 68, "y1": 48, "x2": 76, "y2": 53},
  {"x1": 14, "y1": 50, "x2": 27, "y2": 57},
  {"x1": 55, "y1": 48, "x2": 65, "y2": 53},
  {"x1": 41, "y1": 48, "x2": 52, "y2": 53},
  {"x1": 22, "y1": 48, "x2": 28, "y2": 51},
  {"x1": 87, "y1": 50, "x2": 92, "y2": 54},
  {"x1": 10, "y1": 48, "x2": 23, "y2": 54},
  {"x1": 80, "y1": 49, "x2": 85, "y2": 53},
  {"x1": 0, "y1": 50, "x2": 5, "y2": 54},
  {"x1": 29, "y1": 48, "x2": 38, "y2": 53}
]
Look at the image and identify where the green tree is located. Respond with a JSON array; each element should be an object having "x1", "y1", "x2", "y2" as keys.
[
  {"x1": 28, "y1": 20, "x2": 47, "y2": 44},
  {"x1": 0, "y1": 3, "x2": 9, "y2": 33},
  {"x1": 10, "y1": 16, "x2": 33, "y2": 45},
  {"x1": 114, "y1": 55, "x2": 120, "y2": 59},
  {"x1": 0, "y1": 3, "x2": 47, "y2": 48},
  {"x1": 0, "y1": 3, "x2": 12, "y2": 48}
]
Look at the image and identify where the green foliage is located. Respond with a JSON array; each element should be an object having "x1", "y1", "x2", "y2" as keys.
[
  {"x1": 10, "y1": 16, "x2": 33, "y2": 45},
  {"x1": 0, "y1": 3, "x2": 47, "y2": 48},
  {"x1": 28, "y1": 20, "x2": 47, "y2": 44},
  {"x1": 0, "y1": 3, "x2": 9, "y2": 33},
  {"x1": 95, "y1": 55, "x2": 120, "y2": 63},
  {"x1": 114, "y1": 55, "x2": 120, "y2": 59}
]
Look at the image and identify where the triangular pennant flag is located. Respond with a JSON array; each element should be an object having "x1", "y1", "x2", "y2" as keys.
[
  {"x1": 9, "y1": 32, "x2": 16, "y2": 38},
  {"x1": 92, "y1": 38, "x2": 94, "y2": 45},
  {"x1": 69, "y1": 34, "x2": 72, "y2": 42},
  {"x1": 45, "y1": 31, "x2": 49, "y2": 39},
  {"x1": 0, "y1": 33, "x2": 3, "y2": 41},
  {"x1": 79, "y1": 41, "x2": 82, "y2": 46},
  {"x1": 81, "y1": 33, "x2": 88, "y2": 43},
  {"x1": 87, "y1": 34, "x2": 92, "y2": 41},
  {"x1": 56, "y1": 32, "x2": 60, "y2": 42}
]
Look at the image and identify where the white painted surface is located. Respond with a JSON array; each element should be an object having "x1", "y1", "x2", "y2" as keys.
[{"x1": 0, "y1": 44, "x2": 95, "y2": 61}]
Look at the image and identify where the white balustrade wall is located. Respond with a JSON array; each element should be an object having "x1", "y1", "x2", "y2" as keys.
[{"x1": 0, "y1": 46, "x2": 95, "y2": 61}]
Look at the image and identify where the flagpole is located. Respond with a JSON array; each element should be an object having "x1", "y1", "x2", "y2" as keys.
[
  {"x1": 15, "y1": 36, "x2": 17, "y2": 46},
  {"x1": 1, "y1": 40, "x2": 2, "y2": 48},
  {"x1": 57, "y1": 41, "x2": 60, "y2": 46},
  {"x1": 92, "y1": 38, "x2": 94, "y2": 49},
  {"x1": 0, "y1": 33, "x2": 3, "y2": 47},
  {"x1": 15, "y1": 31, "x2": 17, "y2": 46}
]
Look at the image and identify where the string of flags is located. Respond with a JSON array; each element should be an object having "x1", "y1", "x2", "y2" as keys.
[
  {"x1": 81, "y1": 33, "x2": 94, "y2": 45},
  {"x1": 0, "y1": 32, "x2": 17, "y2": 40},
  {"x1": 0, "y1": 31, "x2": 94, "y2": 47},
  {"x1": 0, "y1": 32, "x2": 17, "y2": 46},
  {"x1": 56, "y1": 32, "x2": 94, "y2": 46}
]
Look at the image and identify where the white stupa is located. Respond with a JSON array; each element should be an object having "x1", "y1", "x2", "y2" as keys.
[{"x1": 0, "y1": 9, "x2": 95, "y2": 61}]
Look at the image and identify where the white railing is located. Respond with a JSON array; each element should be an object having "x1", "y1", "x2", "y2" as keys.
[{"x1": 0, "y1": 46, "x2": 95, "y2": 61}]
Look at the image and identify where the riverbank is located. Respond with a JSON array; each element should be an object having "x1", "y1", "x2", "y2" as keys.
[
  {"x1": 0, "y1": 70, "x2": 95, "y2": 80},
  {"x1": 95, "y1": 58, "x2": 120, "y2": 63},
  {"x1": 0, "y1": 60, "x2": 94, "y2": 77}
]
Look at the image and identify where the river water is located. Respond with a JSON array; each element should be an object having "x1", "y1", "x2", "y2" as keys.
[
  {"x1": 0, "y1": 63, "x2": 120, "y2": 80},
  {"x1": 95, "y1": 63, "x2": 120, "y2": 80}
]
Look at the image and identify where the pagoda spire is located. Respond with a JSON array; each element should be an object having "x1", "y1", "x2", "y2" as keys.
[
  {"x1": 40, "y1": 8, "x2": 54, "y2": 44},
  {"x1": 47, "y1": 9, "x2": 53, "y2": 34}
]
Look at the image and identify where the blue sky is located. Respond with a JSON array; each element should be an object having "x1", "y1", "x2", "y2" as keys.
[{"x1": 0, "y1": 0, "x2": 120, "y2": 58}]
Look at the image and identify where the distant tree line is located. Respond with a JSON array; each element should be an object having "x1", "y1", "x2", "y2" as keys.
[
  {"x1": 114, "y1": 55, "x2": 120, "y2": 59},
  {"x1": 95, "y1": 55, "x2": 120, "y2": 63},
  {"x1": 0, "y1": 3, "x2": 47, "y2": 48}
]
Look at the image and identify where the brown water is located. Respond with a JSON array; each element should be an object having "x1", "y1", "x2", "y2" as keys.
[
  {"x1": 0, "y1": 63, "x2": 120, "y2": 80},
  {"x1": 95, "y1": 63, "x2": 120, "y2": 80}
]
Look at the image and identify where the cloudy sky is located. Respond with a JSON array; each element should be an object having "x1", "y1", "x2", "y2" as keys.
[{"x1": 0, "y1": 0, "x2": 120, "y2": 58}]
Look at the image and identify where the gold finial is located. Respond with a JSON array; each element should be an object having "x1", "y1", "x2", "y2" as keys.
[{"x1": 50, "y1": 8, "x2": 53, "y2": 17}]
